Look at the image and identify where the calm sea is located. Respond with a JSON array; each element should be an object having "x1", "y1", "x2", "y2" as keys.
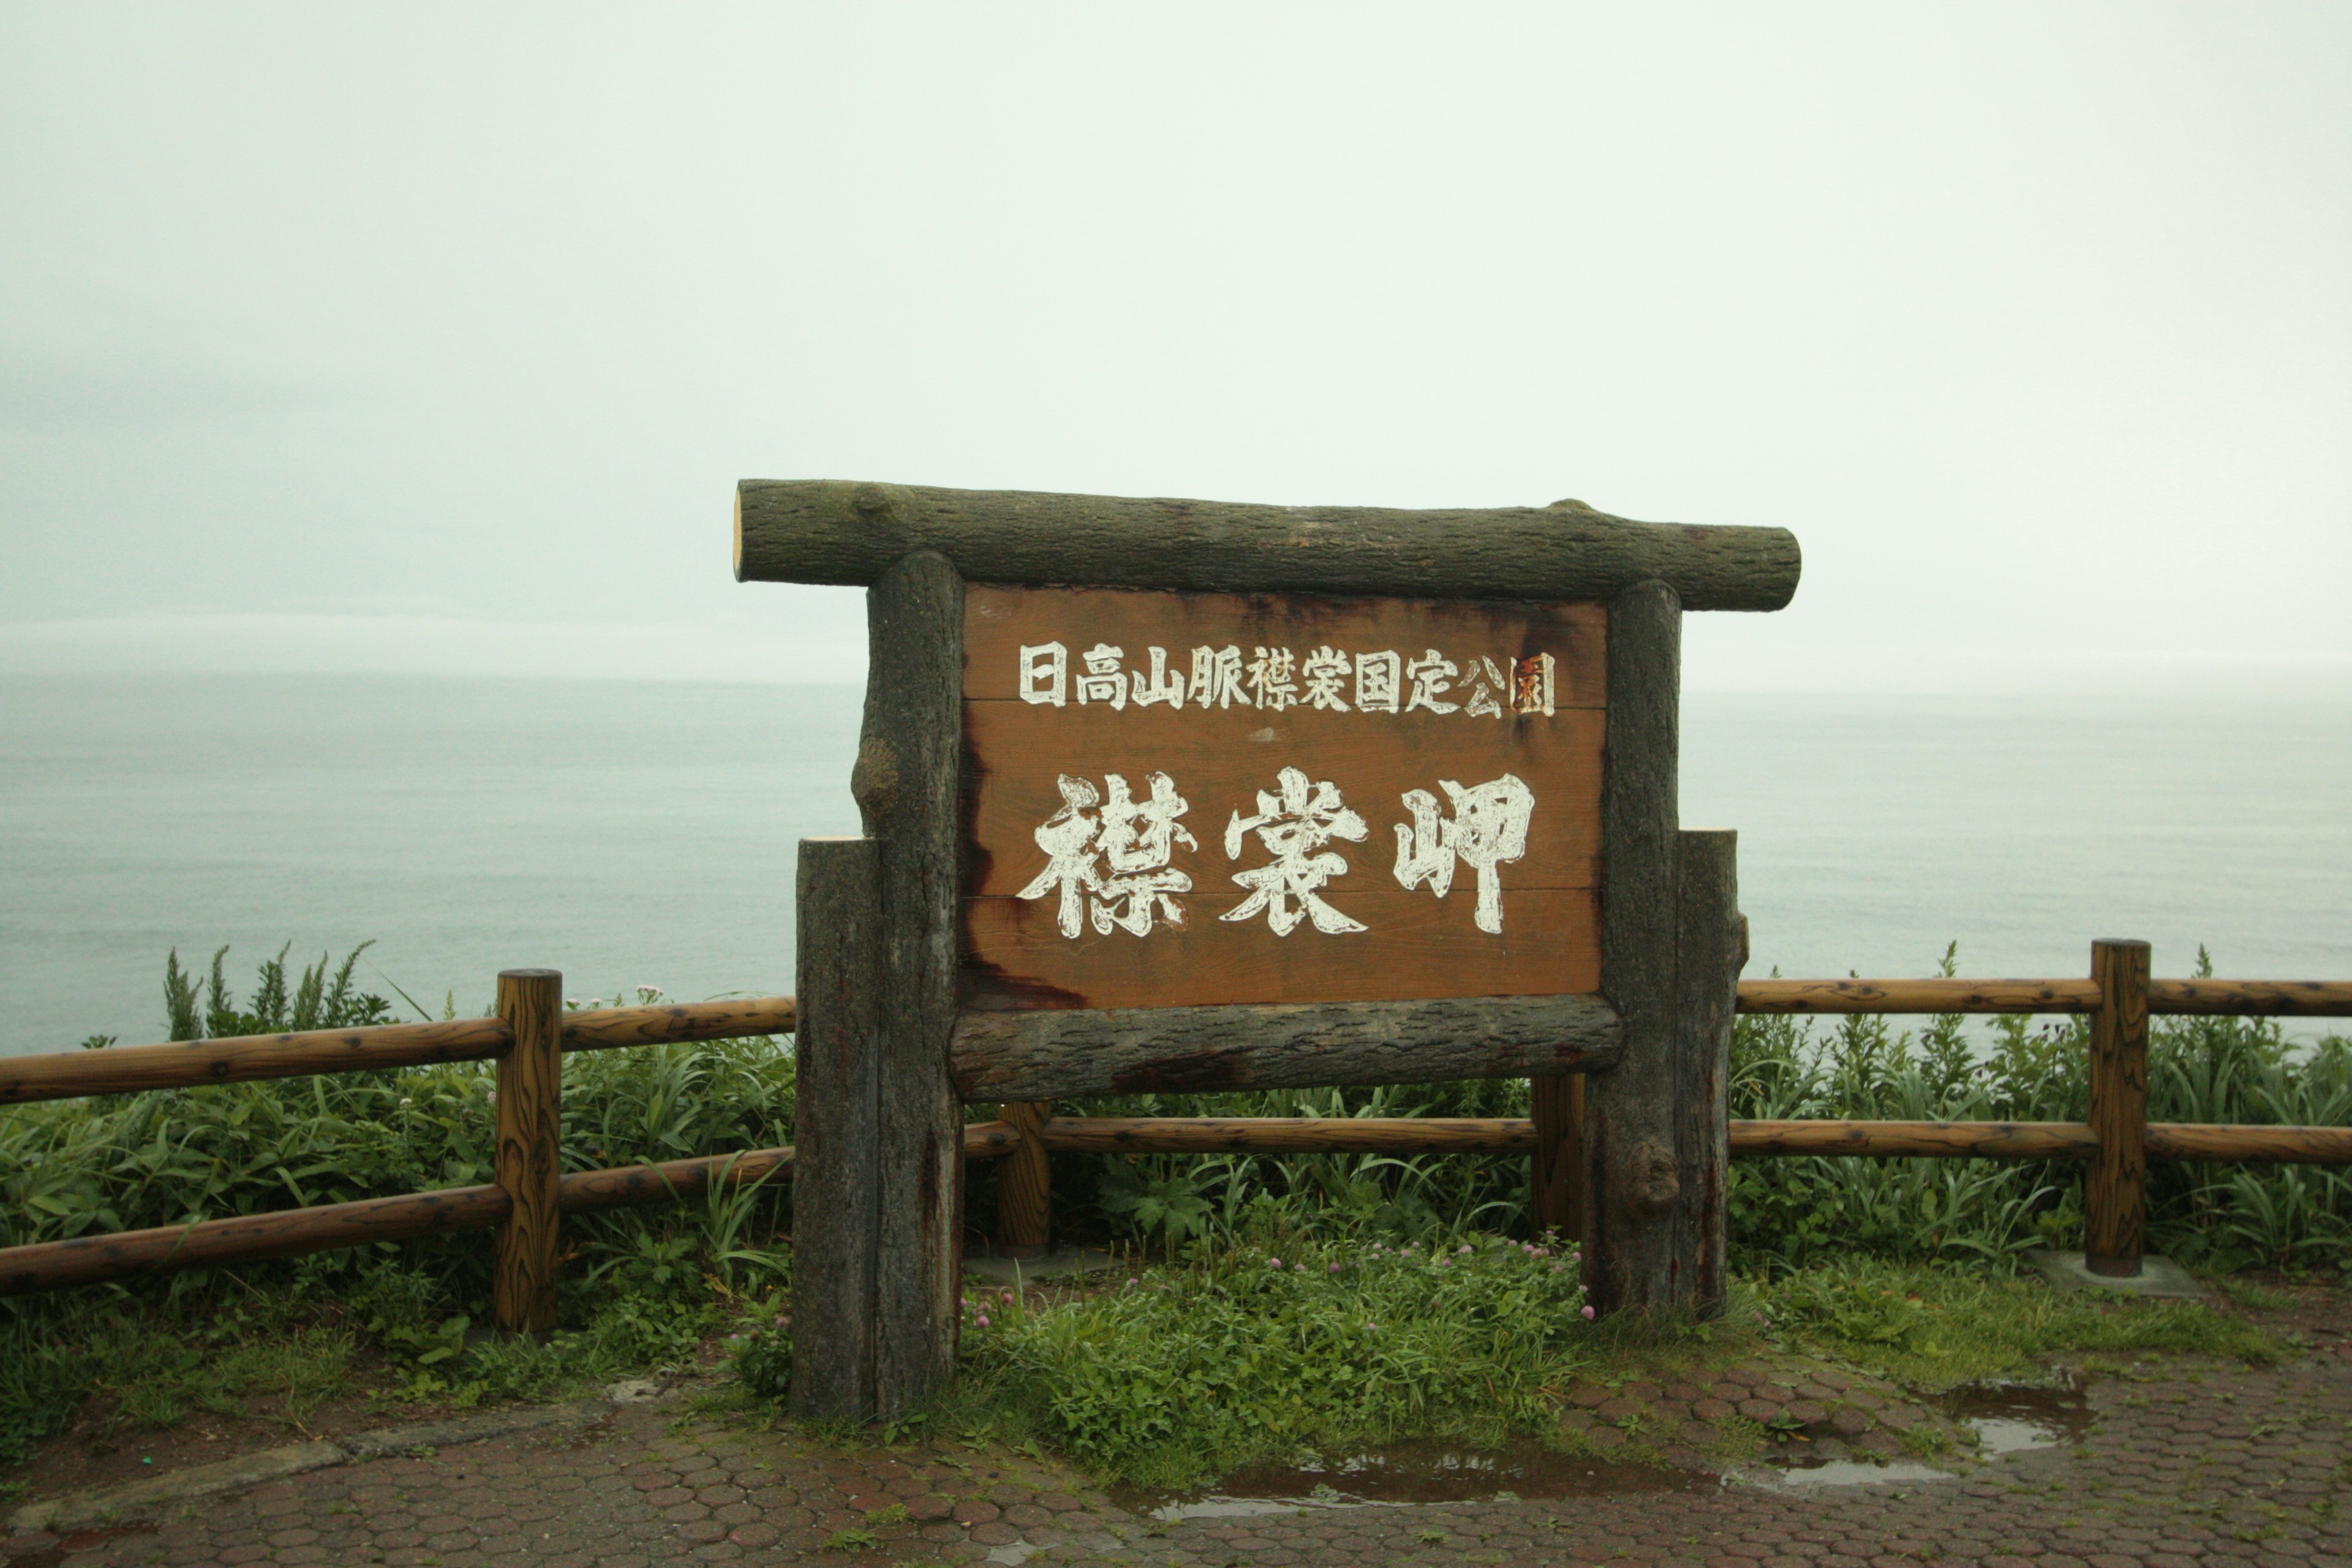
[{"x1": 2, "y1": 674, "x2": 2346, "y2": 1056}]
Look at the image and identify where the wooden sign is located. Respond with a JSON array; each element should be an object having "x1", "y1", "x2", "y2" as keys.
[
  {"x1": 741, "y1": 480, "x2": 1800, "y2": 1418},
  {"x1": 960, "y1": 586, "x2": 1605, "y2": 1011}
]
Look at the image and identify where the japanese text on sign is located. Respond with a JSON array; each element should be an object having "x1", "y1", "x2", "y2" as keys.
[
  {"x1": 1014, "y1": 765, "x2": 1536, "y2": 940},
  {"x1": 1015, "y1": 643, "x2": 1557, "y2": 719}
]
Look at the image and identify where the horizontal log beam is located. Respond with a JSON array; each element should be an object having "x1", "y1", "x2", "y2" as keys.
[
  {"x1": 1036, "y1": 1116, "x2": 1539, "y2": 1153},
  {"x1": 2144, "y1": 981, "x2": 2352, "y2": 1017},
  {"x1": 0, "y1": 997, "x2": 800, "y2": 1108},
  {"x1": 1022, "y1": 1117, "x2": 2352, "y2": 1164},
  {"x1": 1732, "y1": 1120, "x2": 2099, "y2": 1158},
  {"x1": 12, "y1": 970, "x2": 2343, "y2": 1110},
  {"x1": 1736, "y1": 979, "x2": 2104, "y2": 1014},
  {"x1": 0, "y1": 1019, "x2": 513, "y2": 1107},
  {"x1": 734, "y1": 481, "x2": 1801, "y2": 612},
  {"x1": 558, "y1": 1123, "x2": 1014, "y2": 1215},
  {"x1": 0, "y1": 1125, "x2": 1017, "y2": 1298},
  {"x1": 950, "y1": 994, "x2": 1624, "y2": 1101},
  {"x1": 559, "y1": 996, "x2": 797, "y2": 1050},
  {"x1": 2143, "y1": 1123, "x2": 2352, "y2": 1163},
  {"x1": 0, "y1": 1185, "x2": 511, "y2": 1297}
]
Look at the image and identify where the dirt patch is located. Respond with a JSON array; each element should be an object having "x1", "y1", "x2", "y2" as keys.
[{"x1": 2, "y1": 1383, "x2": 477, "y2": 1508}]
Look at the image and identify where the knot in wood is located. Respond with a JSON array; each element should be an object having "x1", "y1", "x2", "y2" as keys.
[
  {"x1": 851, "y1": 737, "x2": 900, "y2": 825},
  {"x1": 852, "y1": 483, "x2": 895, "y2": 517},
  {"x1": 1633, "y1": 1137, "x2": 1680, "y2": 1213}
]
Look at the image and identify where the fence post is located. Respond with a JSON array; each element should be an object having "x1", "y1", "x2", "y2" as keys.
[
  {"x1": 790, "y1": 835, "x2": 885, "y2": 1422},
  {"x1": 492, "y1": 968, "x2": 563, "y2": 1333},
  {"x1": 1673, "y1": 829, "x2": 1740, "y2": 1319},
  {"x1": 1585, "y1": 578, "x2": 1683, "y2": 1317},
  {"x1": 2085, "y1": 938, "x2": 2152, "y2": 1276},
  {"x1": 1529, "y1": 1076, "x2": 1585, "y2": 1246},
  {"x1": 993, "y1": 1102, "x2": 1054, "y2": 1257}
]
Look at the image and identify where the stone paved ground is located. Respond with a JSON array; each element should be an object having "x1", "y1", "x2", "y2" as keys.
[{"x1": 2, "y1": 1349, "x2": 2346, "y2": 1568}]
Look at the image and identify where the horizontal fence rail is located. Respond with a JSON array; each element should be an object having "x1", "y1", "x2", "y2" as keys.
[
  {"x1": 0, "y1": 1123, "x2": 1018, "y2": 1298},
  {"x1": 1737, "y1": 978, "x2": 2352, "y2": 1016},
  {"x1": 3, "y1": 956, "x2": 2349, "y2": 1309},
  {"x1": 0, "y1": 997, "x2": 800, "y2": 1107}
]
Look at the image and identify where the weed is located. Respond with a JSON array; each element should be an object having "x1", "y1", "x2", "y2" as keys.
[
  {"x1": 940, "y1": 1234, "x2": 1583, "y2": 1490},
  {"x1": 1755, "y1": 1258, "x2": 2285, "y2": 1389}
]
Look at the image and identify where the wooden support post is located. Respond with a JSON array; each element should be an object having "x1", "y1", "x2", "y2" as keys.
[
  {"x1": 1529, "y1": 1075, "x2": 1585, "y2": 1246},
  {"x1": 993, "y1": 1102, "x2": 1053, "y2": 1258},
  {"x1": 789, "y1": 835, "x2": 884, "y2": 1422},
  {"x1": 1673, "y1": 830, "x2": 1740, "y2": 1318},
  {"x1": 855, "y1": 550, "x2": 968, "y2": 1419},
  {"x1": 2085, "y1": 937, "x2": 2152, "y2": 1277},
  {"x1": 492, "y1": 968, "x2": 563, "y2": 1333},
  {"x1": 1585, "y1": 578, "x2": 1682, "y2": 1317}
]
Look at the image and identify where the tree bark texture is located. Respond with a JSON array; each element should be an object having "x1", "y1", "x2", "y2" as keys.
[
  {"x1": 1528, "y1": 1074, "x2": 1585, "y2": 1245},
  {"x1": 736, "y1": 481, "x2": 1800, "y2": 612},
  {"x1": 1673, "y1": 829, "x2": 1740, "y2": 1319},
  {"x1": 1584, "y1": 579, "x2": 1682, "y2": 1317},
  {"x1": 789, "y1": 835, "x2": 884, "y2": 1423},
  {"x1": 949, "y1": 993, "x2": 1624, "y2": 1102},
  {"x1": 492, "y1": 969, "x2": 563, "y2": 1333},
  {"x1": 2086, "y1": 938, "x2": 2152, "y2": 1276},
  {"x1": 992, "y1": 1101, "x2": 1052, "y2": 1257},
  {"x1": 855, "y1": 552, "x2": 968, "y2": 1418}
]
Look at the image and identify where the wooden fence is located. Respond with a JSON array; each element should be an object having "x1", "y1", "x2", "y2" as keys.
[{"x1": 2, "y1": 944, "x2": 2349, "y2": 1321}]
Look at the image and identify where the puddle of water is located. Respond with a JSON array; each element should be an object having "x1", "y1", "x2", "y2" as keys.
[
  {"x1": 1770, "y1": 1460, "x2": 1953, "y2": 1488},
  {"x1": 1946, "y1": 1376, "x2": 2090, "y2": 1457},
  {"x1": 1112, "y1": 1440, "x2": 1706, "y2": 1519}
]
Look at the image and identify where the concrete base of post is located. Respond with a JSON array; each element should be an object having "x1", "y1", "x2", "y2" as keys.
[{"x1": 2026, "y1": 1249, "x2": 2207, "y2": 1299}]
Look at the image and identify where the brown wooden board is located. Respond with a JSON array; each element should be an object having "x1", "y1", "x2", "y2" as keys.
[{"x1": 960, "y1": 585, "x2": 1605, "y2": 1011}]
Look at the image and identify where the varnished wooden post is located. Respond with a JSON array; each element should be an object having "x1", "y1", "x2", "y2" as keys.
[
  {"x1": 1674, "y1": 830, "x2": 1739, "y2": 1318},
  {"x1": 856, "y1": 549, "x2": 968, "y2": 1418},
  {"x1": 1585, "y1": 579, "x2": 1682, "y2": 1317},
  {"x1": 790, "y1": 836, "x2": 884, "y2": 1422},
  {"x1": 492, "y1": 968, "x2": 563, "y2": 1333},
  {"x1": 993, "y1": 1101, "x2": 1053, "y2": 1257},
  {"x1": 2085, "y1": 938, "x2": 2152, "y2": 1276},
  {"x1": 1529, "y1": 1075, "x2": 1585, "y2": 1245}
]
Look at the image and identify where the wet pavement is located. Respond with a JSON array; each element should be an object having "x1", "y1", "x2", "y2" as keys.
[{"x1": 1, "y1": 1348, "x2": 2346, "y2": 1568}]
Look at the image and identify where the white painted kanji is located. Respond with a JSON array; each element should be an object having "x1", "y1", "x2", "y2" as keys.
[
  {"x1": 1018, "y1": 643, "x2": 1068, "y2": 707},
  {"x1": 1188, "y1": 644, "x2": 1250, "y2": 709},
  {"x1": 1011, "y1": 641, "x2": 1558, "y2": 720},
  {"x1": 1017, "y1": 774, "x2": 1102, "y2": 937},
  {"x1": 1076, "y1": 643, "x2": 1128, "y2": 709},
  {"x1": 1392, "y1": 772, "x2": 1536, "y2": 934},
  {"x1": 1301, "y1": 646, "x2": 1351, "y2": 712},
  {"x1": 1403, "y1": 650, "x2": 1461, "y2": 714},
  {"x1": 1015, "y1": 771, "x2": 1196, "y2": 938},
  {"x1": 1462, "y1": 655, "x2": 1509, "y2": 719},
  {"x1": 1219, "y1": 766, "x2": 1368, "y2": 936},
  {"x1": 1248, "y1": 646, "x2": 1299, "y2": 712},
  {"x1": 1354, "y1": 650, "x2": 1401, "y2": 714},
  {"x1": 1131, "y1": 647, "x2": 1186, "y2": 708}
]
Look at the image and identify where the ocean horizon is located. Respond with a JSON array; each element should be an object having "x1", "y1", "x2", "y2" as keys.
[{"x1": 3, "y1": 672, "x2": 2346, "y2": 1057}]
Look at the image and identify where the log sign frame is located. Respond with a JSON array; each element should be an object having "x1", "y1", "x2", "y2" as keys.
[{"x1": 734, "y1": 480, "x2": 1801, "y2": 1422}]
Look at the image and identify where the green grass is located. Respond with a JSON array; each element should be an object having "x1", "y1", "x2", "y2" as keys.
[
  {"x1": 935, "y1": 1232, "x2": 1588, "y2": 1490},
  {"x1": 0, "y1": 944, "x2": 801, "y2": 1466},
  {"x1": 974, "y1": 944, "x2": 2352, "y2": 1278},
  {"x1": 1752, "y1": 1257, "x2": 2287, "y2": 1390},
  {"x1": 6, "y1": 937, "x2": 2342, "y2": 1484}
]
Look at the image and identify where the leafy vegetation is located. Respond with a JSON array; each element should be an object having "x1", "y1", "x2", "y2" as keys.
[
  {"x1": 0, "y1": 946, "x2": 798, "y2": 1466},
  {"x1": 4, "y1": 938, "x2": 2340, "y2": 1485},
  {"x1": 1752, "y1": 1256, "x2": 2283, "y2": 1390},
  {"x1": 941, "y1": 1232, "x2": 1587, "y2": 1490},
  {"x1": 997, "y1": 945, "x2": 2352, "y2": 1277}
]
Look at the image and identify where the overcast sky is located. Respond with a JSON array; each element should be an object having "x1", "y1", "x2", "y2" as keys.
[{"x1": 1, "y1": 4, "x2": 2345, "y2": 693}]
